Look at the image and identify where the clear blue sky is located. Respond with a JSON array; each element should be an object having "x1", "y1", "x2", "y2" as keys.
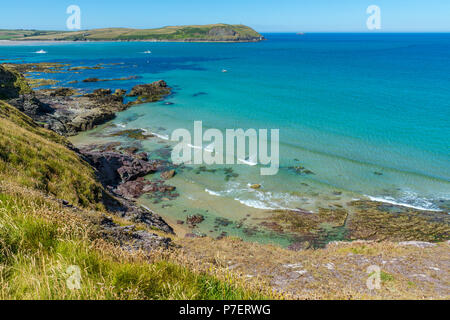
[{"x1": 1, "y1": 0, "x2": 449, "y2": 32}]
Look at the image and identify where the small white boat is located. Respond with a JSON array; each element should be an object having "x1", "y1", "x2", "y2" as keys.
[
  {"x1": 143, "y1": 50, "x2": 152, "y2": 54},
  {"x1": 222, "y1": 69, "x2": 228, "y2": 73},
  {"x1": 35, "y1": 49, "x2": 47, "y2": 54}
]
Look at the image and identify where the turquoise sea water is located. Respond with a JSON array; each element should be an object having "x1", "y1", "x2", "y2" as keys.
[{"x1": 1, "y1": 33, "x2": 449, "y2": 243}]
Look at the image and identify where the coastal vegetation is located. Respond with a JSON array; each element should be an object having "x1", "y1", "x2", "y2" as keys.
[{"x1": 1, "y1": 24, "x2": 263, "y2": 42}]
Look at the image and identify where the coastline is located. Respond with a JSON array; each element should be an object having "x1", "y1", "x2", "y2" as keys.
[
  {"x1": 1, "y1": 56, "x2": 450, "y2": 299},
  {"x1": 2, "y1": 38, "x2": 264, "y2": 44},
  {"x1": 1, "y1": 58, "x2": 449, "y2": 249}
]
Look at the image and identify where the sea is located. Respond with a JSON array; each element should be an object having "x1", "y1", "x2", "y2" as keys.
[{"x1": 1, "y1": 33, "x2": 449, "y2": 245}]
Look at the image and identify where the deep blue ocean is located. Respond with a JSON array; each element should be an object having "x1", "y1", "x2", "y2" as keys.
[{"x1": 1, "y1": 33, "x2": 449, "y2": 242}]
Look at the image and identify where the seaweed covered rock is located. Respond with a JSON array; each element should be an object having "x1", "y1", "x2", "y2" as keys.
[
  {"x1": 128, "y1": 80, "x2": 171, "y2": 104},
  {"x1": 49, "y1": 87, "x2": 78, "y2": 97}
]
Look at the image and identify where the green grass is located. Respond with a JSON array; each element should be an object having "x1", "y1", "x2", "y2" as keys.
[
  {"x1": 380, "y1": 271, "x2": 395, "y2": 283},
  {"x1": 0, "y1": 29, "x2": 67, "y2": 40},
  {"x1": 0, "y1": 100, "x2": 104, "y2": 209},
  {"x1": 0, "y1": 191, "x2": 269, "y2": 299}
]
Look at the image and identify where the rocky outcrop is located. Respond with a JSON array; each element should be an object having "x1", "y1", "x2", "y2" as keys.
[
  {"x1": 161, "y1": 169, "x2": 176, "y2": 180},
  {"x1": 7, "y1": 94, "x2": 55, "y2": 119},
  {"x1": 80, "y1": 147, "x2": 178, "y2": 211},
  {"x1": 100, "y1": 216, "x2": 171, "y2": 250},
  {"x1": 128, "y1": 80, "x2": 171, "y2": 104},
  {"x1": 186, "y1": 214, "x2": 205, "y2": 227},
  {"x1": 208, "y1": 27, "x2": 237, "y2": 37},
  {"x1": 4, "y1": 89, "x2": 123, "y2": 136},
  {"x1": 79, "y1": 149, "x2": 165, "y2": 186},
  {"x1": 78, "y1": 147, "x2": 177, "y2": 233},
  {"x1": 2, "y1": 64, "x2": 171, "y2": 136}
]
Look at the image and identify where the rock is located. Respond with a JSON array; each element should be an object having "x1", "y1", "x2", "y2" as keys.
[
  {"x1": 282, "y1": 263, "x2": 303, "y2": 269},
  {"x1": 250, "y1": 184, "x2": 261, "y2": 189},
  {"x1": 82, "y1": 77, "x2": 100, "y2": 82},
  {"x1": 92, "y1": 88, "x2": 112, "y2": 96},
  {"x1": 216, "y1": 231, "x2": 228, "y2": 240},
  {"x1": 294, "y1": 270, "x2": 308, "y2": 276},
  {"x1": 114, "y1": 89, "x2": 127, "y2": 96},
  {"x1": 398, "y1": 241, "x2": 437, "y2": 248},
  {"x1": 121, "y1": 146, "x2": 139, "y2": 154},
  {"x1": 161, "y1": 169, "x2": 176, "y2": 180},
  {"x1": 127, "y1": 80, "x2": 171, "y2": 104},
  {"x1": 70, "y1": 109, "x2": 116, "y2": 133},
  {"x1": 80, "y1": 150, "x2": 161, "y2": 185},
  {"x1": 100, "y1": 216, "x2": 171, "y2": 251},
  {"x1": 3, "y1": 63, "x2": 172, "y2": 137},
  {"x1": 186, "y1": 214, "x2": 205, "y2": 226},
  {"x1": 185, "y1": 233, "x2": 199, "y2": 238},
  {"x1": 117, "y1": 159, "x2": 156, "y2": 182},
  {"x1": 208, "y1": 27, "x2": 237, "y2": 37},
  {"x1": 287, "y1": 241, "x2": 310, "y2": 251},
  {"x1": 9, "y1": 87, "x2": 127, "y2": 136},
  {"x1": 7, "y1": 94, "x2": 55, "y2": 118},
  {"x1": 109, "y1": 129, "x2": 150, "y2": 140},
  {"x1": 115, "y1": 178, "x2": 149, "y2": 199},
  {"x1": 49, "y1": 87, "x2": 77, "y2": 97},
  {"x1": 80, "y1": 148, "x2": 178, "y2": 203},
  {"x1": 324, "y1": 263, "x2": 335, "y2": 270}
]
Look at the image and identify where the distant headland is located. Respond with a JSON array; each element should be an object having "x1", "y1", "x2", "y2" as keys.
[{"x1": 0, "y1": 24, "x2": 264, "y2": 42}]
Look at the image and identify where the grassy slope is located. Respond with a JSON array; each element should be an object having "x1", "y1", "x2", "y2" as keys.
[
  {"x1": 0, "y1": 30, "x2": 68, "y2": 40},
  {"x1": 0, "y1": 100, "x2": 271, "y2": 299},
  {"x1": 5, "y1": 24, "x2": 262, "y2": 41}
]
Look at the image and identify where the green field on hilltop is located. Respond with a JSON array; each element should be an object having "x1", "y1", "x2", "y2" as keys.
[{"x1": 1, "y1": 24, "x2": 263, "y2": 42}]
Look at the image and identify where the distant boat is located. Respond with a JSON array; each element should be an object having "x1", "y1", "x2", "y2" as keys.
[
  {"x1": 35, "y1": 49, "x2": 47, "y2": 54},
  {"x1": 296, "y1": 32, "x2": 305, "y2": 36},
  {"x1": 143, "y1": 50, "x2": 152, "y2": 54},
  {"x1": 222, "y1": 69, "x2": 228, "y2": 73}
]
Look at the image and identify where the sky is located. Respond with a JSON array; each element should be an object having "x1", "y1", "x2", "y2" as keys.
[{"x1": 1, "y1": 0, "x2": 449, "y2": 32}]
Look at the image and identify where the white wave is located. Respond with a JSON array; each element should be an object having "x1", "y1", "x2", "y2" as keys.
[
  {"x1": 151, "y1": 132, "x2": 169, "y2": 140},
  {"x1": 235, "y1": 199, "x2": 276, "y2": 210},
  {"x1": 116, "y1": 123, "x2": 126, "y2": 128},
  {"x1": 205, "y1": 188, "x2": 221, "y2": 196},
  {"x1": 366, "y1": 195, "x2": 442, "y2": 212},
  {"x1": 206, "y1": 183, "x2": 306, "y2": 212}
]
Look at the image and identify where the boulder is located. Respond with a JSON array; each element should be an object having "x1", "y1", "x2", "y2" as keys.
[
  {"x1": 128, "y1": 80, "x2": 171, "y2": 103},
  {"x1": 161, "y1": 169, "x2": 176, "y2": 180},
  {"x1": 186, "y1": 214, "x2": 205, "y2": 226}
]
